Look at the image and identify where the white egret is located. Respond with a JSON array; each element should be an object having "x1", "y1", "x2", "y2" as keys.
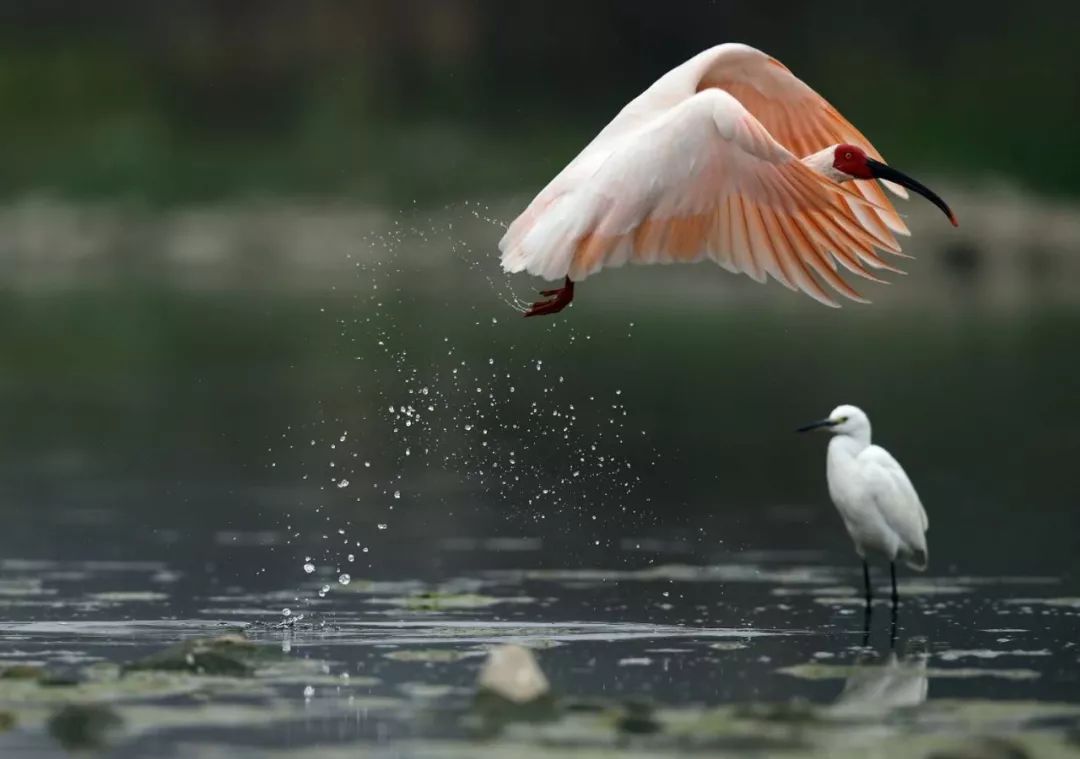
[
  {"x1": 798, "y1": 405, "x2": 928, "y2": 604},
  {"x1": 500, "y1": 43, "x2": 958, "y2": 317}
]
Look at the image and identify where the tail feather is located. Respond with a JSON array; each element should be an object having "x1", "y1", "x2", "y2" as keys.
[
  {"x1": 500, "y1": 193, "x2": 595, "y2": 281},
  {"x1": 904, "y1": 547, "x2": 928, "y2": 572}
]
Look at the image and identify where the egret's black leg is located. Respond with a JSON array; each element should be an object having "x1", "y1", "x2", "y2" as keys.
[
  {"x1": 890, "y1": 562, "x2": 899, "y2": 607},
  {"x1": 861, "y1": 600, "x2": 872, "y2": 648},
  {"x1": 863, "y1": 560, "x2": 872, "y2": 604}
]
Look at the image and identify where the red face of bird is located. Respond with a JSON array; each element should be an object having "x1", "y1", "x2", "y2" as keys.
[{"x1": 832, "y1": 144, "x2": 958, "y2": 227}]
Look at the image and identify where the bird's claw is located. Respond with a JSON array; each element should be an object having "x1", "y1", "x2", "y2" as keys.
[
  {"x1": 523, "y1": 278, "x2": 574, "y2": 318},
  {"x1": 524, "y1": 294, "x2": 571, "y2": 317}
]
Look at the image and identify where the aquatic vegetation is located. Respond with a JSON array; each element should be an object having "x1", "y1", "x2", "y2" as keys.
[
  {"x1": 0, "y1": 665, "x2": 44, "y2": 680},
  {"x1": 47, "y1": 703, "x2": 122, "y2": 751},
  {"x1": 780, "y1": 663, "x2": 1041, "y2": 682},
  {"x1": 384, "y1": 648, "x2": 481, "y2": 663},
  {"x1": 371, "y1": 591, "x2": 536, "y2": 611},
  {"x1": 123, "y1": 634, "x2": 265, "y2": 677},
  {"x1": 0, "y1": 531, "x2": 1077, "y2": 755}
]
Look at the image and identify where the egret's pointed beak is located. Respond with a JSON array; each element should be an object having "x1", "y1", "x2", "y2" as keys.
[
  {"x1": 865, "y1": 158, "x2": 958, "y2": 227},
  {"x1": 796, "y1": 419, "x2": 837, "y2": 433}
]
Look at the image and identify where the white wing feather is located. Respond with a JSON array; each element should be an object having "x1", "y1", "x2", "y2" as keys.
[{"x1": 859, "y1": 445, "x2": 929, "y2": 569}]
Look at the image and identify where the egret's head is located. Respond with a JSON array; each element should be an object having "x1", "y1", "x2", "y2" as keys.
[{"x1": 797, "y1": 404, "x2": 870, "y2": 437}]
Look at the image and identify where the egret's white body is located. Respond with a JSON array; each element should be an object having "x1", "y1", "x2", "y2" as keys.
[
  {"x1": 500, "y1": 43, "x2": 957, "y2": 316},
  {"x1": 801, "y1": 405, "x2": 928, "y2": 601}
]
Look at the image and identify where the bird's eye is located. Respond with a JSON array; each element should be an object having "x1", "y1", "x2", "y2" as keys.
[
  {"x1": 844, "y1": 152, "x2": 853, "y2": 160},
  {"x1": 838, "y1": 416, "x2": 848, "y2": 423}
]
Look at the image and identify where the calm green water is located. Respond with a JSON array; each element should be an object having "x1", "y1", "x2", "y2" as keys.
[{"x1": 0, "y1": 243, "x2": 1078, "y2": 755}]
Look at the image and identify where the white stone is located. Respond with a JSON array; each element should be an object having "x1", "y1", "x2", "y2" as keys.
[{"x1": 477, "y1": 644, "x2": 550, "y2": 704}]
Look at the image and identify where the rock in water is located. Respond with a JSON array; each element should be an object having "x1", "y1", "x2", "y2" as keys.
[{"x1": 477, "y1": 644, "x2": 550, "y2": 704}]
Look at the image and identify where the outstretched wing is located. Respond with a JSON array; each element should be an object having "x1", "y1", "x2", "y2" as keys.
[
  {"x1": 861, "y1": 445, "x2": 929, "y2": 568},
  {"x1": 695, "y1": 43, "x2": 910, "y2": 242},
  {"x1": 500, "y1": 88, "x2": 902, "y2": 306}
]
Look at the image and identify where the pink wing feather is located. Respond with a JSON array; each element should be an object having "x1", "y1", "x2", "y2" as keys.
[{"x1": 500, "y1": 44, "x2": 910, "y2": 305}]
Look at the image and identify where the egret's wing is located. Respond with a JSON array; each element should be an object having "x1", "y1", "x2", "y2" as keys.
[
  {"x1": 695, "y1": 43, "x2": 910, "y2": 241},
  {"x1": 861, "y1": 445, "x2": 929, "y2": 568},
  {"x1": 500, "y1": 89, "x2": 902, "y2": 306}
]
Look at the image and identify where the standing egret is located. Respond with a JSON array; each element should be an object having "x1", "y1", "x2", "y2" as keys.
[
  {"x1": 798, "y1": 405, "x2": 928, "y2": 605},
  {"x1": 500, "y1": 43, "x2": 957, "y2": 317}
]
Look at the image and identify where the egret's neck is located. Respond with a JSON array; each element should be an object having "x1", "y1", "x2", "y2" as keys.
[
  {"x1": 827, "y1": 430, "x2": 871, "y2": 460},
  {"x1": 802, "y1": 148, "x2": 850, "y2": 184}
]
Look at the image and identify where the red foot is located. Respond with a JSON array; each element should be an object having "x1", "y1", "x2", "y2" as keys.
[{"x1": 524, "y1": 277, "x2": 574, "y2": 317}]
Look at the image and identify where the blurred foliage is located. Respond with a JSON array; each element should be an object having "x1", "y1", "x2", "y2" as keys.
[{"x1": 0, "y1": 1, "x2": 1078, "y2": 204}]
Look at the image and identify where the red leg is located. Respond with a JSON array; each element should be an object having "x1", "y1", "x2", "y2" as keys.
[{"x1": 524, "y1": 277, "x2": 574, "y2": 317}]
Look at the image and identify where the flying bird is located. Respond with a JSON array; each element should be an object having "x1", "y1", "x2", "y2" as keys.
[
  {"x1": 500, "y1": 43, "x2": 958, "y2": 317},
  {"x1": 798, "y1": 405, "x2": 928, "y2": 605}
]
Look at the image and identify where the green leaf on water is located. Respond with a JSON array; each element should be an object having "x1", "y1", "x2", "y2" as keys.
[{"x1": 122, "y1": 634, "x2": 278, "y2": 677}]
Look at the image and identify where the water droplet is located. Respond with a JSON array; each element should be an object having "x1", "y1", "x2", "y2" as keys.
[
  {"x1": 393, "y1": 490, "x2": 401, "y2": 499},
  {"x1": 303, "y1": 685, "x2": 314, "y2": 698},
  {"x1": 377, "y1": 523, "x2": 388, "y2": 530},
  {"x1": 282, "y1": 608, "x2": 292, "y2": 617},
  {"x1": 337, "y1": 479, "x2": 350, "y2": 489},
  {"x1": 303, "y1": 563, "x2": 315, "y2": 574},
  {"x1": 347, "y1": 553, "x2": 355, "y2": 562},
  {"x1": 338, "y1": 573, "x2": 351, "y2": 585}
]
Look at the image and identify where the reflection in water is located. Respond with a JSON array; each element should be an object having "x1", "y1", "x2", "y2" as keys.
[{"x1": 831, "y1": 647, "x2": 930, "y2": 718}]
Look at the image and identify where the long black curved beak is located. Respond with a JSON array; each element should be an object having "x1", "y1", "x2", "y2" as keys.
[
  {"x1": 796, "y1": 419, "x2": 837, "y2": 433},
  {"x1": 865, "y1": 158, "x2": 958, "y2": 227}
]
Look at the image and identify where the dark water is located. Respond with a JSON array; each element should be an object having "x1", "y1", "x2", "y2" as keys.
[{"x1": 1, "y1": 248, "x2": 1079, "y2": 755}]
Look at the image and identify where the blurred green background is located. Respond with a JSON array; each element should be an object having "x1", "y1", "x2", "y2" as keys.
[
  {"x1": 3, "y1": 1, "x2": 1079, "y2": 203},
  {"x1": 0, "y1": 1, "x2": 1077, "y2": 581}
]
